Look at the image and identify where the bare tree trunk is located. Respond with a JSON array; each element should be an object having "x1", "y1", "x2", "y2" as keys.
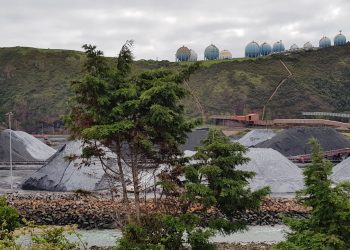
[
  {"x1": 116, "y1": 139, "x2": 131, "y2": 223},
  {"x1": 116, "y1": 140, "x2": 128, "y2": 202},
  {"x1": 132, "y1": 168, "x2": 141, "y2": 223},
  {"x1": 131, "y1": 145, "x2": 141, "y2": 223},
  {"x1": 153, "y1": 170, "x2": 157, "y2": 204}
]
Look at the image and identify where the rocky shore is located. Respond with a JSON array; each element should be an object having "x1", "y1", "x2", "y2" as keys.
[{"x1": 4, "y1": 192, "x2": 310, "y2": 229}]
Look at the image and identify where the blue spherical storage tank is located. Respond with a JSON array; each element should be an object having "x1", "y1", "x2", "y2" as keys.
[
  {"x1": 319, "y1": 36, "x2": 331, "y2": 48},
  {"x1": 176, "y1": 46, "x2": 191, "y2": 61},
  {"x1": 272, "y1": 41, "x2": 285, "y2": 53},
  {"x1": 245, "y1": 41, "x2": 260, "y2": 58},
  {"x1": 334, "y1": 31, "x2": 346, "y2": 46},
  {"x1": 204, "y1": 44, "x2": 219, "y2": 60},
  {"x1": 260, "y1": 42, "x2": 272, "y2": 56}
]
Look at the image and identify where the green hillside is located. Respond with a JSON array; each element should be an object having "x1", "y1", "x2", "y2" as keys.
[
  {"x1": 0, "y1": 45, "x2": 350, "y2": 132},
  {"x1": 184, "y1": 44, "x2": 350, "y2": 119}
]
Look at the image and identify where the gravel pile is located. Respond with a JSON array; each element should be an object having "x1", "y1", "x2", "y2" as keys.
[
  {"x1": 331, "y1": 157, "x2": 350, "y2": 182},
  {"x1": 237, "y1": 129, "x2": 276, "y2": 147},
  {"x1": 179, "y1": 128, "x2": 209, "y2": 151},
  {"x1": 21, "y1": 141, "x2": 164, "y2": 192},
  {"x1": 236, "y1": 148, "x2": 304, "y2": 194},
  {"x1": 22, "y1": 141, "x2": 118, "y2": 191},
  {"x1": 256, "y1": 127, "x2": 350, "y2": 156},
  {"x1": 0, "y1": 129, "x2": 56, "y2": 161}
]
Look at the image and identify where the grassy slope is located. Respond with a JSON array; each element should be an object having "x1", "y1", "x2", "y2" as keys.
[
  {"x1": 0, "y1": 47, "x2": 84, "y2": 129},
  {"x1": 0, "y1": 45, "x2": 349, "y2": 131},
  {"x1": 184, "y1": 44, "x2": 350, "y2": 119}
]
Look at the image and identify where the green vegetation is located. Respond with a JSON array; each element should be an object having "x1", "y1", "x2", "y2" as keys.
[
  {"x1": 0, "y1": 197, "x2": 82, "y2": 249},
  {"x1": 66, "y1": 42, "x2": 198, "y2": 223},
  {"x1": 276, "y1": 139, "x2": 350, "y2": 250},
  {"x1": 117, "y1": 129, "x2": 269, "y2": 249},
  {"x1": 1, "y1": 45, "x2": 350, "y2": 131},
  {"x1": 0, "y1": 197, "x2": 20, "y2": 239},
  {"x1": 183, "y1": 129, "x2": 269, "y2": 220}
]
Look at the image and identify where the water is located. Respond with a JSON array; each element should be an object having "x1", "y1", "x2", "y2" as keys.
[
  {"x1": 212, "y1": 225, "x2": 288, "y2": 243},
  {"x1": 16, "y1": 225, "x2": 288, "y2": 247}
]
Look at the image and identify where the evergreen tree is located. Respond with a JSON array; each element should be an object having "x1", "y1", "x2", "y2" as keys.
[
  {"x1": 276, "y1": 138, "x2": 350, "y2": 250},
  {"x1": 66, "y1": 42, "x2": 199, "y2": 223},
  {"x1": 117, "y1": 128, "x2": 270, "y2": 249},
  {"x1": 182, "y1": 128, "x2": 270, "y2": 232}
]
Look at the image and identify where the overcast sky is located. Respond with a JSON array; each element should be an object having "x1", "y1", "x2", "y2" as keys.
[{"x1": 1, "y1": 0, "x2": 349, "y2": 60}]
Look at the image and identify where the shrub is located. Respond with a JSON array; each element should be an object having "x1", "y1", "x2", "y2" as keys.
[
  {"x1": 30, "y1": 226, "x2": 81, "y2": 250},
  {"x1": 117, "y1": 214, "x2": 216, "y2": 250},
  {"x1": 0, "y1": 196, "x2": 20, "y2": 238}
]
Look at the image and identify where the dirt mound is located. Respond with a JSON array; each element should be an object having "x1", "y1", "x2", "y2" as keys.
[
  {"x1": 331, "y1": 157, "x2": 350, "y2": 182},
  {"x1": 0, "y1": 129, "x2": 56, "y2": 161},
  {"x1": 256, "y1": 127, "x2": 350, "y2": 156},
  {"x1": 237, "y1": 129, "x2": 276, "y2": 147},
  {"x1": 236, "y1": 148, "x2": 304, "y2": 194}
]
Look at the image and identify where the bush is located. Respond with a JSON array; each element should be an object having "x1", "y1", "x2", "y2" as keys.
[
  {"x1": 0, "y1": 197, "x2": 82, "y2": 249},
  {"x1": 0, "y1": 196, "x2": 20, "y2": 238},
  {"x1": 117, "y1": 214, "x2": 216, "y2": 250},
  {"x1": 30, "y1": 226, "x2": 81, "y2": 250},
  {"x1": 188, "y1": 228, "x2": 215, "y2": 250},
  {"x1": 117, "y1": 223, "x2": 163, "y2": 250}
]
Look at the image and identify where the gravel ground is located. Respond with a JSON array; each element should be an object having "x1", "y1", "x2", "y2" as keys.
[{"x1": 0, "y1": 165, "x2": 39, "y2": 192}]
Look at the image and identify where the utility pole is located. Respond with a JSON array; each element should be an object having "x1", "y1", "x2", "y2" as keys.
[{"x1": 5, "y1": 112, "x2": 13, "y2": 190}]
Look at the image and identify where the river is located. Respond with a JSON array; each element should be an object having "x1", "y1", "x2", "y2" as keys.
[{"x1": 58, "y1": 225, "x2": 288, "y2": 247}]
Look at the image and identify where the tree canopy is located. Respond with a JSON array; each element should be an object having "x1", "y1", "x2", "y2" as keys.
[
  {"x1": 66, "y1": 41, "x2": 200, "y2": 222},
  {"x1": 277, "y1": 138, "x2": 350, "y2": 250}
]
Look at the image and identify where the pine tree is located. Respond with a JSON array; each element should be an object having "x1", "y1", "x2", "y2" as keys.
[
  {"x1": 276, "y1": 138, "x2": 350, "y2": 250},
  {"x1": 182, "y1": 128, "x2": 270, "y2": 233},
  {"x1": 66, "y1": 42, "x2": 199, "y2": 223},
  {"x1": 117, "y1": 128, "x2": 270, "y2": 249}
]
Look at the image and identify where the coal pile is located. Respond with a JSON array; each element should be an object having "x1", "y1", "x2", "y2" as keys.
[
  {"x1": 22, "y1": 141, "x2": 118, "y2": 191},
  {"x1": 237, "y1": 129, "x2": 276, "y2": 147},
  {"x1": 236, "y1": 148, "x2": 304, "y2": 194},
  {"x1": 0, "y1": 129, "x2": 56, "y2": 161},
  {"x1": 179, "y1": 128, "x2": 209, "y2": 151},
  {"x1": 256, "y1": 127, "x2": 350, "y2": 156},
  {"x1": 331, "y1": 157, "x2": 350, "y2": 182}
]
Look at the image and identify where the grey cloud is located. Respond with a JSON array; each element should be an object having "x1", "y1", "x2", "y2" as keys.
[{"x1": 0, "y1": 0, "x2": 349, "y2": 60}]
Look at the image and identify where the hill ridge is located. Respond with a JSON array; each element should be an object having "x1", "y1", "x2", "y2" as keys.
[{"x1": 0, "y1": 45, "x2": 350, "y2": 131}]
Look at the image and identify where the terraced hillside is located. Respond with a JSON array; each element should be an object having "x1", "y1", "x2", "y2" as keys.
[{"x1": 0, "y1": 45, "x2": 349, "y2": 131}]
